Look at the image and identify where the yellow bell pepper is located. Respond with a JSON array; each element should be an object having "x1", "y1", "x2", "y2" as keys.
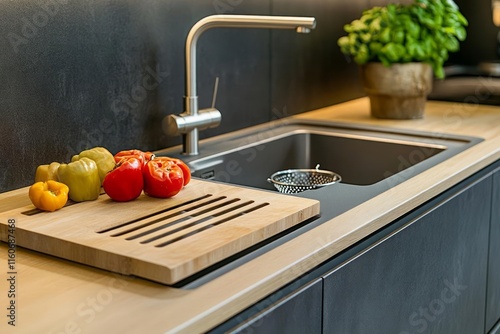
[
  {"x1": 57, "y1": 157, "x2": 101, "y2": 202},
  {"x1": 71, "y1": 147, "x2": 115, "y2": 185},
  {"x1": 34, "y1": 162, "x2": 61, "y2": 182},
  {"x1": 28, "y1": 180, "x2": 69, "y2": 212}
]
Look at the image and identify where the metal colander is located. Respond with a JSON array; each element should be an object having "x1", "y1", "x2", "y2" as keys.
[{"x1": 267, "y1": 165, "x2": 341, "y2": 194}]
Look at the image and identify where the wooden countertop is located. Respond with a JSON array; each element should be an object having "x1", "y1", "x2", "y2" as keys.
[{"x1": 1, "y1": 98, "x2": 499, "y2": 333}]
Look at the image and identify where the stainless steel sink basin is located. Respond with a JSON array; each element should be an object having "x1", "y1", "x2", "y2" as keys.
[{"x1": 169, "y1": 122, "x2": 480, "y2": 192}]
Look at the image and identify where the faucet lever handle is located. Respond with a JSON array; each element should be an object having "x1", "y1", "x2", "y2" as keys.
[{"x1": 211, "y1": 77, "x2": 220, "y2": 109}]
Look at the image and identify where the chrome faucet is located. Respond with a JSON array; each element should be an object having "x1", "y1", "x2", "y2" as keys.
[{"x1": 164, "y1": 14, "x2": 316, "y2": 155}]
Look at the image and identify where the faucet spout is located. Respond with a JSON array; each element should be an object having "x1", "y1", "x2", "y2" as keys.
[
  {"x1": 165, "y1": 14, "x2": 316, "y2": 155},
  {"x1": 185, "y1": 15, "x2": 316, "y2": 100}
]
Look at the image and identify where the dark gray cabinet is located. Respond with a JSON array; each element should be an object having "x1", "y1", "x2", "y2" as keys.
[
  {"x1": 322, "y1": 172, "x2": 493, "y2": 334},
  {"x1": 487, "y1": 167, "x2": 500, "y2": 332},
  {"x1": 210, "y1": 278, "x2": 323, "y2": 334}
]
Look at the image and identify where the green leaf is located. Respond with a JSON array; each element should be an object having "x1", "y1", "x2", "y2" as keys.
[
  {"x1": 354, "y1": 44, "x2": 370, "y2": 64},
  {"x1": 360, "y1": 33, "x2": 371, "y2": 43},
  {"x1": 387, "y1": 4, "x2": 397, "y2": 15},
  {"x1": 381, "y1": 43, "x2": 400, "y2": 62},
  {"x1": 439, "y1": 48, "x2": 448, "y2": 59},
  {"x1": 350, "y1": 19, "x2": 368, "y2": 32},
  {"x1": 434, "y1": 63, "x2": 445, "y2": 79},
  {"x1": 414, "y1": 44, "x2": 426, "y2": 60},
  {"x1": 337, "y1": 36, "x2": 350, "y2": 49},
  {"x1": 444, "y1": 0, "x2": 459, "y2": 11},
  {"x1": 406, "y1": 40, "x2": 417, "y2": 58},
  {"x1": 348, "y1": 33, "x2": 358, "y2": 45},
  {"x1": 343, "y1": 23, "x2": 353, "y2": 33},
  {"x1": 369, "y1": 41, "x2": 383, "y2": 54},
  {"x1": 455, "y1": 26, "x2": 467, "y2": 41},
  {"x1": 434, "y1": 15, "x2": 443, "y2": 28},
  {"x1": 405, "y1": 20, "x2": 420, "y2": 39},
  {"x1": 444, "y1": 35, "x2": 460, "y2": 52},
  {"x1": 456, "y1": 12, "x2": 468, "y2": 26},
  {"x1": 421, "y1": 16, "x2": 437, "y2": 29},
  {"x1": 378, "y1": 54, "x2": 391, "y2": 67},
  {"x1": 369, "y1": 17, "x2": 382, "y2": 31},
  {"x1": 379, "y1": 27, "x2": 391, "y2": 43},
  {"x1": 392, "y1": 29, "x2": 405, "y2": 44}
]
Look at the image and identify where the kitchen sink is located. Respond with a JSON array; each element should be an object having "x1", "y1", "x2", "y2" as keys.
[
  {"x1": 155, "y1": 119, "x2": 484, "y2": 211},
  {"x1": 154, "y1": 120, "x2": 482, "y2": 287},
  {"x1": 164, "y1": 122, "x2": 481, "y2": 192}
]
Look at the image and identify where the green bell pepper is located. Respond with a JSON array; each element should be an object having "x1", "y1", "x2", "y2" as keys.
[
  {"x1": 34, "y1": 162, "x2": 61, "y2": 182},
  {"x1": 58, "y1": 157, "x2": 101, "y2": 202},
  {"x1": 71, "y1": 147, "x2": 115, "y2": 185}
]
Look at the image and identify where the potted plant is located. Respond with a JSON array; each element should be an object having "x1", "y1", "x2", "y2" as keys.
[{"x1": 337, "y1": 0, "x2": 468, "y2": 119}]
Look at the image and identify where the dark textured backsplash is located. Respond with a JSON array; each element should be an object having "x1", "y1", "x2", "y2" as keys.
[
  {"x1": 450, "y1": 0, "x2": 498, "y2": 65},
  {"x1": 0, "y1": 0, "x2": 482, "y2": 192}
]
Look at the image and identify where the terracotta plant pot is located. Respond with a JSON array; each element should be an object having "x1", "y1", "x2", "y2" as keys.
[{"x1": 360, "y1": 62, "x2": 433, "y2": 119}]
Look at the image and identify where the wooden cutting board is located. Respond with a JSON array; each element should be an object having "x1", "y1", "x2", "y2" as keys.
[{"x1": 0, "y1": 179, "x2": 319, "y2": 284}]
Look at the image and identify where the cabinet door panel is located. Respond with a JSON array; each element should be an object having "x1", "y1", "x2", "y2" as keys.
[
  {"x1": 216, "y1": 278, "x2": 322, "y2": 334},
  {"x1": 487, "y1": 168, "x2": 500, "y2": 331},
  {"x1": 323, "y1": 175, "x2": 492, "y2": 334}
]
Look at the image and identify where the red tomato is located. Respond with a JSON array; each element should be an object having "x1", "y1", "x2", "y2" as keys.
[
  {"x1": 155, "y1": 157, "x2": 191, "y2": 186},
  {"x1": 114, "y1": 149, "x2": 155, "y2": 167},
  {"x1": 142, "y1": 159, "x2": 184, "y2": 198},
  {"x1": 103, "y1": 157, "x2": 144, "y2": 202}
]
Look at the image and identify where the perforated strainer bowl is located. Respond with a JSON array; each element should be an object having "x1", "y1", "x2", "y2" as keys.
[{"x1": 267, "y1": 165, "x2": 341, "y2": 194}]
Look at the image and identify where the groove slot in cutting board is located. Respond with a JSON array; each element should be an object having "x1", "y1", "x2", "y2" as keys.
[
  {"x1": 98, "y1": 195, "x2": 269, "y2": 247},
  {"x1": 0, "y1": 179, "x2": 320, "y2": 285}
]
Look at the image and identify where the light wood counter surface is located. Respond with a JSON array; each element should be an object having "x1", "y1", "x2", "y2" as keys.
[{"x1": 1, "y1": 98, "x2": 499, "y2": 333}]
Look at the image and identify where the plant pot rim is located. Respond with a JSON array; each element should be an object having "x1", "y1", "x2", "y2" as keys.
[{"x1": 361, "y1": 62, "x2": 432, "y2": 68}]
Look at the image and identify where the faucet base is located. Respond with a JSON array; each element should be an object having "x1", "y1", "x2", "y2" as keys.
[
  {"x1": 164, "y1": 108, "x2": 221, "y2": 136},
  {"x1": 163, "y1": 108, "x2": 222, "y2": 155}
]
